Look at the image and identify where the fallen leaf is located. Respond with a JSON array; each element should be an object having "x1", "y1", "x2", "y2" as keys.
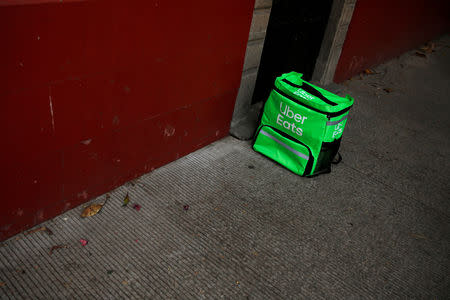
[
  {"x1": 81, "y1": 194, "x2": 109, "y2": 218},
  {"x1": 420, "y1": 42, "x2": 435, "y2": 54},
  {"x1": 122, "y1": 193, "x2": 130, "y2": 207},
  {"x1": 0, "y1": 281, "x2": 5, "y2": 287},
  {"x1": 80, "y1": 239, "x2": 88, "y2": 246},
  {"x1": 49, "y1": 244, "x2": 68, "y2": 255},
  {"x1": 383, "y1": 88, "x2": 393, "y2": 93},
  {"x1": 415, "y1": 51, "x2": 427, "y2": 58},
  {"x1": 410, "y1": 233, "x2": 427, "y2": 239},
  {"x1": 24, "y1": 226, "x2": 53, "y2": 236},
  {"x1": 183, "y1": 204, "x2": 189, "y2": 211},
  {"x1": 133, "y1": 204, "x2": 141, "y2": 211},
  {"x1": 81, "y1": 203, "x2": 104, "y2": 218},
  {"x1": 122, "y1": 280, "x2": 128, "y2": 285},
  {"x1": 364, "y1": 68, "x2": 375, "y2": 75}
]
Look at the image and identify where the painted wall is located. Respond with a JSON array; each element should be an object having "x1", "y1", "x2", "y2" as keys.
[
  {"x1": 0, "y1": 0, "x2": 254, "y2": 240},
  {"x1": 334, "y1": 0, "x2": 450, "y2": 82}
]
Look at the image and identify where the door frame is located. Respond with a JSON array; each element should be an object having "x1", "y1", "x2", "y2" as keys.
[
  {"x1": 312, "y1": 0, "x2": 357, "y2": 85},
  {"x1": 230, "y1": 0, "x2": 357, "y2": 139}
]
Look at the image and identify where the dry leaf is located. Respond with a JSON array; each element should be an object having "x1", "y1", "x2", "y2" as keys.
[
  {"x1": 410, "y1": 233, "x2": 427, "y2": 239},
  {"x1": 81, "y1": 203, "x2": 104, "y2": 218},
  {"x1": 383, "y1": 88, "x2": 393, "y2": 93},
  {"x1": 0, "y1": 281, "x2": 5, "y2": 287},
  {"x1": 415, "y1": 51, "x2": 427, "y2": 58},
  {"x1": 420, "y1": 42, "x2": 435, "y2": 54},
  {"x1": 24, "y1": 226, "x2": 52, "y2": 236},
  {"x1": 49, "y1": 244, "x2": 68, "y2": 255},
  {"x1": 364, "y1": 69, "x2": 375, "y2": 75},
  {"x1": 81, "y1": 194, "x2": 109, "y2": 218}
]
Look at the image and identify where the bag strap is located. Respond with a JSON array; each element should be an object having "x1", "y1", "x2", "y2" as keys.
[
  {"x1": 331, "y1": 152, "x2": 342, "y2": 165},
  {"x1": 281, "y1": 79, "x2": 338, "y2": 106}
]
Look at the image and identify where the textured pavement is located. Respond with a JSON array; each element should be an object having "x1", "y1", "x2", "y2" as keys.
[{"x1": 1, "y1": 36, "x2": 450, "y2": 299}]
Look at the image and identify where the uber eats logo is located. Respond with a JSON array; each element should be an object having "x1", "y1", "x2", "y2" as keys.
[{"x1": 276, "y1": 102, "x2": 307, "y2": 136}]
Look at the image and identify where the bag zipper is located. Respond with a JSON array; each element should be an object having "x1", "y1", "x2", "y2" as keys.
[
  {"x1": 258, "y1": 125, "x2": 314, "y2": 176},
  {"x1": 273, "y1": 87, "x2": 352, "y2": 118},
  {"x1": 281, "y1": 79, "x2": 338, "y2": 106}
]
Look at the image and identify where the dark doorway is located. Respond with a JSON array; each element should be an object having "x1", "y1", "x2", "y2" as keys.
[{"x1": 252, "y1": 0, "x2": 333, "y2": 104}]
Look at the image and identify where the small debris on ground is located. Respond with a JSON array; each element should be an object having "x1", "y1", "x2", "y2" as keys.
[
  {"x1": 248, "y1": 165, "x2": 255, "y2": 169},
  {"x1": 123, "y1": 193, "x2": 130, "y2": 207},
  {"x1": 383, "y1": 88, "x2": 393, "y2": 93},
  {"x1": 415, "y1": 51, "x2": 427, "y2": 58},
  {"x1": 81, "y1": 203, "x2": 103, "y2": 218},
  {"x1": 49, "y1": 244, "x2": 68, "y2": 255},
  {"x1": 0, "y1": 281, "x2": 5, "y2": 287},
  {"x1": 419, "y1": 42, "x2": 435, "y2": 54},
  {"x1": 183, "y1": 204, "x2": 189, "y2": 211},
  {"x1": 24, "y1": 226, "x2": 53, "y2": 236},
  {"x1": 364, "y1": 68, "x2": 376, "y2": 75},
  {"x1": 132, "y1": 204, "x2": 141, "y2": 211},
  {"x1": 107, "y1": 270, "x2": 114, "y2": 275},
  {"x1": 80, "y1": 239, "x2": 88, "y2": 246},
  {"x1": 410, "y1": 233, "x2": 427, "y2": 239},
  {"x1": 122, "y1": 280, "x2": 128, "y2": 285},
  {"x1": 81, "y1": 194, "x2": 109, "y2": 218}
]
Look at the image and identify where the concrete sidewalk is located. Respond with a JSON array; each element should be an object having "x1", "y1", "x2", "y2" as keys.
[{"x1": 1, "y1": 36, "x2": 449, "y2": 299}]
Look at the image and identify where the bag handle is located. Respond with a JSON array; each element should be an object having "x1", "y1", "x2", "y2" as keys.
[
  {"x1": 281, "y1": 79, "x2": 338, "y2": 106},
  {"x1": 331, "y1": 152, "x2": 342, "y2": 164}
]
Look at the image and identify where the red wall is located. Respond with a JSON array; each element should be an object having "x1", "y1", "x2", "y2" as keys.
[
  {"x1": 0, "y1": 0, "x2": 254, "y2": 240},
  {"x1": 334, "y1": 0, "x2": 450, "y2": 82}
]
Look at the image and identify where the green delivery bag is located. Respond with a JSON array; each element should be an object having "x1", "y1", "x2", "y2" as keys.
[{"x1": 253, "y1": 72, "x2": 354, "y2": 176}]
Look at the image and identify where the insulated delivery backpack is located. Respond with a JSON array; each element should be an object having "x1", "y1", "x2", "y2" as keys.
[{"x1": 253, "y1": 72, "x2": 354, "y2": 176}]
